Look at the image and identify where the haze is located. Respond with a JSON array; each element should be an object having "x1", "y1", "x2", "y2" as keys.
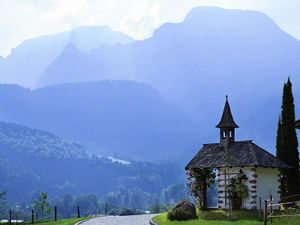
[{"x1": 1, "y1": 0, "x2": 300, "y2": 57}]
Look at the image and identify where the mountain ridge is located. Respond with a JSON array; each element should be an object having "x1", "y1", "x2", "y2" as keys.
[
  {"x1": 0, "y1": 80, "x2": 201, "y2": 161},
  {"x1": 0, "y1": 26, "x2": 134, "y2": 87},
  {"x1": 36, "y1": 6, "x2": 300, "y2": 154}
]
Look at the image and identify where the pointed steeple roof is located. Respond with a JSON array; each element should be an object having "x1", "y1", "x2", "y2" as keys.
[{"x1": 216, "y1": 95, "x2": 239, "y2": 128}]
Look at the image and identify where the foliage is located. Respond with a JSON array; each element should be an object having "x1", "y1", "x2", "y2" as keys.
[
  {"x1": 167, "y1": 201, "x2": 197, "y2": 221},
  {"x1": 0, "y1": 191, "x2": 7, "y2": 218},
  {"x1": 0, "y1": 120, "x2": 184, "y2": 205},
  {"x1": 167, "y1": 207, "x2": 193, "y2": 221},
  {"x1": 0, "y1": 192, "x2": 5, "y2": 201},
  {"x1": 33, "y1": 191, "x2": 51, "y2": 220},
  {"x1": 149, "y1": 199, "x2": 169, "y2": 213},
  {"x1": 187, "y1": 168, "x2": 215, "y2": 210},
  {"x1": 161, "y1": 184, "x2": 189, "y2": 205},
  {"x1": 119, "y1": 208, "x2": 143, "y2": 216},
  {"x1": 50, "y1": 193, "x2": 99, "y2": 218},
  {"x1": 154, "y1": 210, "x2": 300, "y2": 225},
  {"x1": 227, "y1": 170, "x2": 248, "y2": 209},
  {"x1": 276, "y1": 78, "x2": 300, "y2": 197}
]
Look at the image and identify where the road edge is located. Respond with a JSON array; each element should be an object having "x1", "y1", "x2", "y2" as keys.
[
  {"x1": 74, "y1": 218, "x2": 93, "y2": 225},
  {"x1": 149, "y1": 218, "x2": 158, "y2": 225}
]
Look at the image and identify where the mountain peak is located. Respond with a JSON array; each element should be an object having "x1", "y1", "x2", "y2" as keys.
[
  {"x1": 68, "y1": 25, "x2": 134, "y2": 52},
  {"x1": 61, "y1": 43, "x2": 83, "y2": 55},
  {"x1": 184, "y1": 6, "x2": 278, "y2": 29}
]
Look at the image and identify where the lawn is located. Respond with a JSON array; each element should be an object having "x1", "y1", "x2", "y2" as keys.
[{"x1": 153, "y1": 210, "x2": 300, "y2": 225}]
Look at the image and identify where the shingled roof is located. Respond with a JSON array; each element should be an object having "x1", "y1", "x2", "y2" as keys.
[
  {"x1": 216, "y1": 96, "x2": 239, "y2": 128},
  {"x1": 185, "y1": 140, "x2": 289, "y2": 169}
]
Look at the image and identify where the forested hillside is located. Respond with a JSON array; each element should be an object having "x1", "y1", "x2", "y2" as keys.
[{"x1": 0, "y1": 121, "x2": 184, "y2": 205}]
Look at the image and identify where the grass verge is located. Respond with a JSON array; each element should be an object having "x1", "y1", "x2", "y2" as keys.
[
  {"x1": 153, "y1": 210, "x2": 300, "y2": 225},
  {"x1": 3, "y1": 216, "x2": 92, "y2": 225}
]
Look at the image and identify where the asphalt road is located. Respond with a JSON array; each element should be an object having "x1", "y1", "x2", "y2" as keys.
[{"x1": 80, "y1": 214, "x2": 156, "y2": 225}]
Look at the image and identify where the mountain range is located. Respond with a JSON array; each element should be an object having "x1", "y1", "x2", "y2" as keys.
[
  {"x1": 0, "y1": 81, "x2": 200, "y2": 161},
  {"x1": 1, "y1": 6, "x2": 300, "y2": 158},
  {"x1": 36, "y1": 7, "x2": 300, "y2": 153},
  {"x1": 0, "y1": 26, "x2": 133, "y2": 87}
]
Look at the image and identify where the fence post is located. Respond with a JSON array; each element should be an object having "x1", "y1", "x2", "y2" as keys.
[
  {"x1": 259, "y1": 197, "x2": 262, "y2": 221},
  {"x1": 54, "y1": 206, "x2": 57, "y2": 221},
  {"x1": 270, "y1": 194, "x2": 273, "y2": 224},
  {"x1": 229, "y1": 196, "x2": 232, "y2": 221},
  {"x1": 15, "y1": 213, "x2": 17, "y2": 225},
  {"x1": 264, "y1": 199, "x2": 268, "y2": 225},
  {"x1": 31, "y1": 209, "x2": 34, "y2": 224},
  {"x1": 36, "y1": 212, "x2": 38, "y2": 223},
  {"x1": 77, "y1": 206, "x2": 80, "y2": 218},
  {"x1": 9, "y1": 210, "x2": 12, "y2": 225}
]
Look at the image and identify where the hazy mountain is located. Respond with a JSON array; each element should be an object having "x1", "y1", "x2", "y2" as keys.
[
  {"x1": 68, "y1": 26, "x2": 133, "y2": 52},
  {"x1": 0, "y1": 121, "x2": 183, "y2": 201},
  {"x1": 36, "y1": 44, "x2": 92, "y2": 86},
  {"x1": 37, "y1": 7, "x2": 300, "y2": 152},
  {"x1": 0, "y1": 26, "x2": 133, "y2": 87},
  {"x1": 0, "y1": 81, "x2": 201, "y2": 161}
]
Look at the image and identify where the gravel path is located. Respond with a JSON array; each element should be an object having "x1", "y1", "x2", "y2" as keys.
[{"x1": 81, "y1": 214, "x2": 156, "y2": 225}]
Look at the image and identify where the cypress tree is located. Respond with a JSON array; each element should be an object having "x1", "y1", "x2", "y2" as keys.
[
  {"x1": 276, "y1": 117, "x2": 283, "y2": 158},
  {"x1": 276, "y1": 78, "x2": 300, "y2": 197}
]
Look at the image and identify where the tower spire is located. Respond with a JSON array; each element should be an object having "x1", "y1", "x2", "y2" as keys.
[
  {"x1": 216, "y1": 95, "x2": 238, "y2": 128},
  {"x1": 216, "y1": 96, "x2": 238, "y2": 147}
]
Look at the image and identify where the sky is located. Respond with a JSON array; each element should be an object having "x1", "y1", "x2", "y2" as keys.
[{"x1": 0, "y1": 0, "x2": 300, "y2": 57}]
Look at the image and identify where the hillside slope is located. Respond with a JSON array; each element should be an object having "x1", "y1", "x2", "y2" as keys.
[
  {"x1": 0, "y1": 121, "x2": 184, "y2": 202},
  {"x1": 0, "y1": 81, "x2": 200, "y2": 161}
]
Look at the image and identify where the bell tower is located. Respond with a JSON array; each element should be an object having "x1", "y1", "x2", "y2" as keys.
[{"x1": 216, "y1": 96, "x2": 238, "y2": 147}]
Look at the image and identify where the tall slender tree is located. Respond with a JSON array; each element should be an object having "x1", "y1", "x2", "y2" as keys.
[{"x1": 276, "y1": 78, "x2": 300, "y2": 197}]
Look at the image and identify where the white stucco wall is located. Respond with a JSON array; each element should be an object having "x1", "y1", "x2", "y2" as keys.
[
  {"x1": 256, "y1": 167, "x2": 281, "y2": 208},
  {"x1": 217, "y1": 167, "x2": 280, "y2": 210}
]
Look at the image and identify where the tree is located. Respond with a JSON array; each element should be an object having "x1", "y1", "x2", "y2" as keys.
[
  {"x1": 62, "y1": 194, "x2": 74, "y2": 218},
  {"x1": 33, "y1": 191, "x2": 51, "y2": 220},
  {"x1": 0, "y1": 192, "x2": 5, "y2": 201},
  {"x1": 228, "y1": 170, "x2": 248, "y2": 209},
  {"x1": 276, "y1": 78, "x2": 300, "y2": 197},
  {"x1": 0, "y1": 191, "x2": 7, "y2": 217},
  {"x1": 187, "y1": 168, "x2": 215, "y2": 210},
  {"x1": 161, "y1": 184, "x2": 189, "y2": 205}
]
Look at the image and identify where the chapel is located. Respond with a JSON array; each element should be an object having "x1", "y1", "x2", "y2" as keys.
[{"x1": 185, "y1": 96, "x2": 289, "y2": 209}]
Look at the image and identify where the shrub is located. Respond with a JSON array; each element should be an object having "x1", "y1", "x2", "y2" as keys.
[
  {"x1": 119, "y1": 208, "x2": 136, "y2": 216},
  {"x1": 167, "y1": 200, "x2": 197, "y2": 221}
]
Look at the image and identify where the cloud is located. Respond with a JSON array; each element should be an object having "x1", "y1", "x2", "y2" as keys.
[
  {"x1": 0, "y1": 0, "x2": 299, "y2": 56},
  {"x1": 120, "y1": 0, "x2": 162, "y2": 39}
]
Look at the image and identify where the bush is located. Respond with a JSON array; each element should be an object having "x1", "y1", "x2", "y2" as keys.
[
  {"x1": 167, "y1": 200, "x2": 197, "y2": 221},
  {"x1": 108, "y1": 208, "x2": 119, "y2": 215},
  {"x1": 119, "y1": 208, "x2": 136, "y2": 216}
]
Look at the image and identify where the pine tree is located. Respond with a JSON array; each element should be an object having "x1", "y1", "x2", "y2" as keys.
[{"x1": 276, "y1": 78, "x2": 300, "y2": 197}]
